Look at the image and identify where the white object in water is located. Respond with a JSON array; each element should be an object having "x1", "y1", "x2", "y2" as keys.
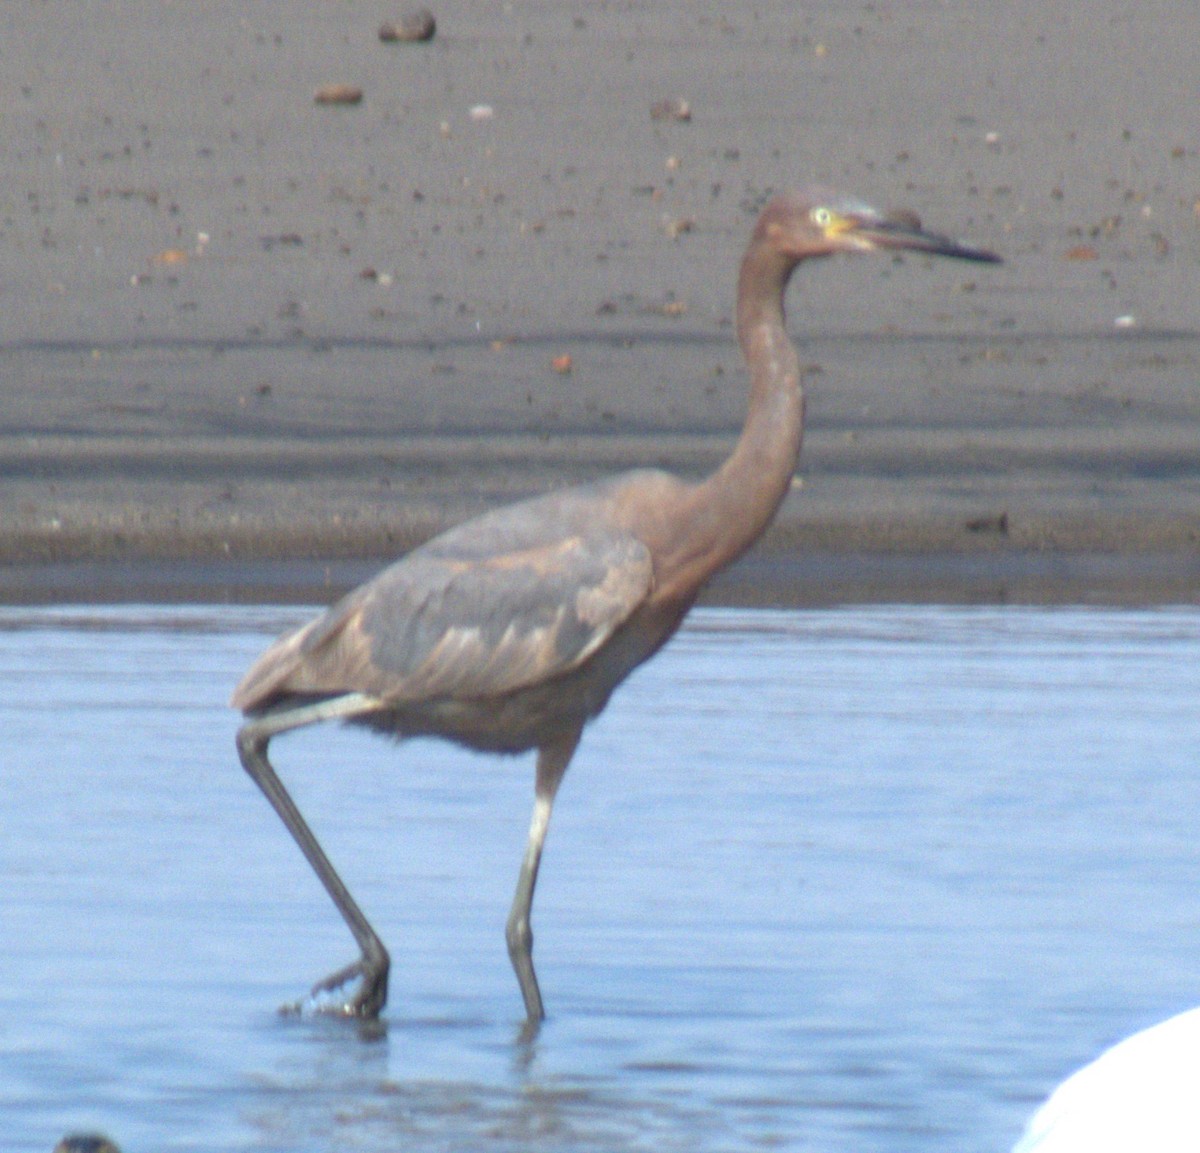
[{"x1": 1013, "y1": 1006, "x2": 1200, "y2": 1152}]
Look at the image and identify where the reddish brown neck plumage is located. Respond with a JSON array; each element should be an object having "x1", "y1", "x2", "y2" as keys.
[{"x1": 654, "y1": 233, "x2": 806, "y2": 598}]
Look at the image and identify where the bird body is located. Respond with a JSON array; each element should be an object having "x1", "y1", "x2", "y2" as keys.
[
  {"x1": 234, "y1": 469, "x2": 694, "y2": 752},
  {"x1": 233, "y1": 188, "x2": 998, "y2": 1025}
]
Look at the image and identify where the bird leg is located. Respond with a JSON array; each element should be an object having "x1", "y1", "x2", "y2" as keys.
[
  {"x1": 506, "y1": 730, "x2": 580, "y2": 1030},
  {"x1": 236, "y1": 694, "x2": 390, "y2": 1018}
]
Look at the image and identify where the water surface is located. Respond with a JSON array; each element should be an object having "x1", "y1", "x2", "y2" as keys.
[{"x1": 2, "y1": 605, "x2": 1198, "y2": 1152}]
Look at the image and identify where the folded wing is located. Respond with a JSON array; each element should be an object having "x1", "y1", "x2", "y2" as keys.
[{"x1": 232, "y1": 529, "x2": 655, "y2": 712}]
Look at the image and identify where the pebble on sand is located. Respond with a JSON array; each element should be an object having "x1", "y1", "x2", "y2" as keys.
[
  {"x1": 379, "y1": 8, "x2": 437, "y2": 42},
  {"x1": 650, "y1": 97, "x2": 691, "y2": 123},
  {"x1": 150, "y1": 247, "x2": 189, "y2": 266},
  {"x1": 663, "y1": 215, "x2": 696, "y2": 239},
  {"x1": 314, "y1": 84, "x2": 364, "y2": 106}
]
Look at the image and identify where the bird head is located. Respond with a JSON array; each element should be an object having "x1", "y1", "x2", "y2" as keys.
[{"x1": 756, "y1": 189, "x2": 1001, "y2": 265}]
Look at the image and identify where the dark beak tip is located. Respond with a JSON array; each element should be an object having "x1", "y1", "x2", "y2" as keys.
[
  {"x1": 916, "y1": 238, "x2": 1002, "y2": 265},
  {"x1": 864, "y1": 220, "x2": 1002, "y2": 265},
  {"x1": 916, "y1": 234, "x2": 1002, "y2": 264}
]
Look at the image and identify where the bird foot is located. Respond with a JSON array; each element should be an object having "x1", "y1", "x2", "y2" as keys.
[{"x1": 280, "y1": 955, "x2": 390, "y2": 1019}]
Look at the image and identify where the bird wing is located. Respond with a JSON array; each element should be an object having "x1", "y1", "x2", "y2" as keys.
[{"x1": 232, "y1": 527, "x2": 655, "y2": 710}]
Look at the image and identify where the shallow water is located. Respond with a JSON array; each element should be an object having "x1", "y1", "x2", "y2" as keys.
[{"x1": 2, "y1": 605, "x2": 1198, "y2": 1153}]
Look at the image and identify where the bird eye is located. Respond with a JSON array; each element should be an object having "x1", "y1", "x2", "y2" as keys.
[{"x1": 810, "y1": 207, "x2": 833, "y2": 228}]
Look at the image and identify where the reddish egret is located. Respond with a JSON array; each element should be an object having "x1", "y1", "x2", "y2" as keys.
[{"x1": 233, "y1": 189, "x2": 999, "y2": 1025}]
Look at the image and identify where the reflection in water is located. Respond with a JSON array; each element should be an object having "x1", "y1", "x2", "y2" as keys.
[
  {"x1": 1, "y1": 605, "x2": 1198, "y2": 1152},
  {"x1": 246, "y1": 1015, "x2": 823, "y2": 1152}
]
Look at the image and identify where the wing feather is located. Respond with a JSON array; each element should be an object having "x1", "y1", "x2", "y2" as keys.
[{"x1": 232, "y1": 529, "x2": 654, "y2": 711}]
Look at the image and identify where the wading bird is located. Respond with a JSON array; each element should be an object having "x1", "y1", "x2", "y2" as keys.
[{"x1": 233, "y1": 189, "x2": 999, "y2": 1026}]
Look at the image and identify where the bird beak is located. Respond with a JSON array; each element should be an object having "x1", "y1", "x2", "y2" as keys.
[{"x1": 845, "y1": 210, "x2": 1002, "y2": 263}]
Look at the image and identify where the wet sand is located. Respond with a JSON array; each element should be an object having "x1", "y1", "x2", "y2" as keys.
[{"x1": 3, "y1": 2, "x2": 1198, "y2": 603}]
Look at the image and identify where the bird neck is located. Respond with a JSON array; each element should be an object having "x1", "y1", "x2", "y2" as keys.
[{"x1": 674, "y1": 241, "x2": 805, "y2": 588}]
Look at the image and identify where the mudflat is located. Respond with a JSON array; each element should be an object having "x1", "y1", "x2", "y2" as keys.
[{"x1": 3, "y1": 2, "x2": 1197, "y2": 603}]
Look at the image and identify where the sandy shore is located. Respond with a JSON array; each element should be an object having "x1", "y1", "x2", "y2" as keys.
[{"x1": 3, "y1": 2, "x2": 1198, "y2": 604}]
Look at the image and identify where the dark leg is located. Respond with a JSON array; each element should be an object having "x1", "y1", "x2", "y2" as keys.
[
  {"x1": 505, "y1": 730, "x2": 580, "y2": 1030},
  {"x1": 236, "y1": 694, "x2": 390, "y2": 1018}
]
